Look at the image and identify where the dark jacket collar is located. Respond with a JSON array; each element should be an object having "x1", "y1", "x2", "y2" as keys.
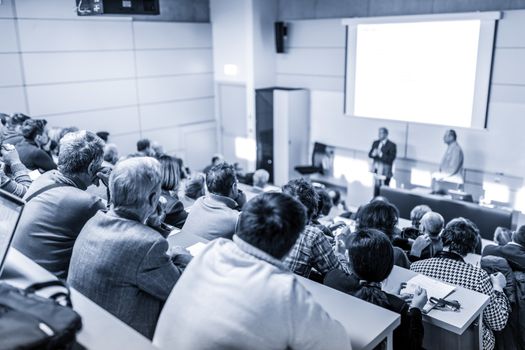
[{"x1": 436, "y1": 250, "x2": 465, "y2": 263}]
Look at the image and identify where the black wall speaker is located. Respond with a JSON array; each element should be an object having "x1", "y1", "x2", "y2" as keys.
[{"x1": 275, "y1": 22, "x2": 287, "y2": 53}]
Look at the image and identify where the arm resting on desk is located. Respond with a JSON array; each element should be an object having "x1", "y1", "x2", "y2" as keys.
[{"x1": 477, "y1": 273, "x2": 510, "y2": 332}]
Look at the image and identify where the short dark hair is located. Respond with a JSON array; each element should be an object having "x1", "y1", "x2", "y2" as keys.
[
  {"x1": 96, "y1": 131, "x2": 109, "y2": 142},
  {"x1": 329, "y1": 189, "x2": 341, "y2": 206},
  {"x1": 10, "y1": 113, "x2": 30, "y2": 126},
  {"x1": 348, "y1": 228, "x2": 394, "y2": 307},
  {"x1": 513, "y1": 225, "x2": 525, "y2": 247},
  {"x1": 448, "y1": 129, "x2": 457, "y2": 140},
  {"x1": 282, "y1": 178, "x2": 319, "y2": 220},
  {"x1": 356, "y1": 200, "x2": 399, "y2": 237},
  {"x1": 441, "y1": 217, "x2": 479, "y2": 256},
  {"x1": 159, "y1": 155, "x2": 180, "y2": 191},
  {"x1": 206, "y1": 163, "x2": 237, "y2": 196},
  {"x1": 137, "y1": 138, "x2": 150, "y2": 152},
  {"x1": 211, "y1": 155, "x2": 221, "y2": 164},
  {"x1": 315, "y1": 188, "x2": 332, "y2": 217},
  {"x1": 237, "y1": 192, "x2": 306, "y2": 259},
  {"x1": 185, "y1": 174, "x2": 205, "y2": 199},
  {"x1": 21, "y1": 119, "x2": 46, "y2": 140},
  {"x1": 379, "y1": 127, "x2": 389, "y2": 135}
]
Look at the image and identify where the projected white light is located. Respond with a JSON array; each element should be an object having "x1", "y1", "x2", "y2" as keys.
[
  {"x1": 223, "y1": 64, "x2": 238, "y2": 76},
  {"x1": 515, "y1": 187, "x2": 525, "y2": 213},
  {"x1": 482, "y1": 182, "x2": 510, "y2": 204},
  {"x1": 333, "y1": 155, "x2": 373, "y2": 186},
  {"x1": 410, "y1": 168, "x2": 433, "y2": 188},
  {"x1": 234, "y1": 137, "x2": 256, "y2": 161}
]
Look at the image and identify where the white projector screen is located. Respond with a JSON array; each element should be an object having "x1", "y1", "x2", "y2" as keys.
[{"x1": 343, "y1": 12, "x2": 500, "y2": 129}]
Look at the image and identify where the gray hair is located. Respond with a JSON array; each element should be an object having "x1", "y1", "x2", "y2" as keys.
[
  {"x1": 420, "y1": 212, "x2": 444, "y2": 237},
  {"x1": 410, "y1": 204, "x2": 432, "y2": 228},
  {"x1": 110, "y1": 157, "x2": 161, "y2": 212},
  {"x1": 58, "y1": 130, "x2": 104, "y2": 174},
  {"x1": 103, "y1": 143, "x2": 119, "y2": 165},
  {"x1": 253, "y1": 169, "x2": 270, "y2": 188}
]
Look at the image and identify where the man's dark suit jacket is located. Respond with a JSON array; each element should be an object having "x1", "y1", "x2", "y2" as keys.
[
  {"x1": 483, "y1": 243, "x2": 525, "y2": 271},
  {"x1": 368, "y1": 139, "x2": 397, "y2": 178}
]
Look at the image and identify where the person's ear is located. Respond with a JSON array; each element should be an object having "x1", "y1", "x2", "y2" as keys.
[{"x1": 148, "y1": 191, "x2": 158, "y2": 208}]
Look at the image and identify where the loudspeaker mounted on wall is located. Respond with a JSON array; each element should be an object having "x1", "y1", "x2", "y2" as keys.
[{"x1": 275, "y1": 22, "x2": 288, "y2": 53}]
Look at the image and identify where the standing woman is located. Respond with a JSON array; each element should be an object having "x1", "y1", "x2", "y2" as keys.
[{"x1": 159, "y1": 155, "x2": 188, "y2": 229}]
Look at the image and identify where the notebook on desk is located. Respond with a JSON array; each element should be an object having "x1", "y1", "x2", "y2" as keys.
[
  {"x1": 0, "y1": 190, "x2": 25, "y2": 276},
  {"x1": 400, "y1": 274, "x2": 456, "y2": 313}
]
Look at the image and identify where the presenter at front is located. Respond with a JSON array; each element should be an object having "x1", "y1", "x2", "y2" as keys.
[{"x1": 368, "y1": 127, "x2": 396, "y2": 197}]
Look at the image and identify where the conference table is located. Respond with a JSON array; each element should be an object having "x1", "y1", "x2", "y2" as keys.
[
  {"x1": 168, "y1": 230, "x2": 401, "y2": 350},
  {"x1": 0, "y1": 248, "x2": 159, "y2": 350}
]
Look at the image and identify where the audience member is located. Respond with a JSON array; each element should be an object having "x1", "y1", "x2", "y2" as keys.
[
  {"x1": 411, "y1": 218, "x2": 510, "y2": 350},
  {"x1": 136, "y1": 138, "x2": 154, "y2": 157},
  {"x1": 1, "y1": 113, "x2": 29, "y2": 146},
  {"x1": 13, "y1": 131, "x2": 106, "y2": 278},
  {"x1": 68, "y1": 157, "x2": 186, "y2": 339},
  {"x1": 203, "y1": 154, "x2": 224, "y2": 175},
  {"x1": 180, "y1": 173, "x2": 205, "y2": 210},
  {"x1": 16, "y1": 119, "x2": 57, "y2": 172},
  {"x1": 158, "y1": 155, "x2": 187, "y2": 229},
  {"x1": 252, "y1": 168, "x2": 270, "y2": 192},
  {"x1": 95, "y1": 131, "x2": 109, "y2": 143},
  {"x1": 0, "y1": 144, "x2": 32, "y2": 197},
  {"x1": 356, "y1": 200, "x2": 411, "y2": 268},
  {"x1": 410, "y1": 211, "x2": 445, "y2": 260},
  {"x1": 151, "y1": 141, "x2": 164, "y2": 158},
  {"x1": 483, "y1": 225, "x2": 525, "y2": 271},
  {"x1": 326, "y1": 189, "x2": 347, "y2": 219},
  {"x1": 282, "y1": 178, "x2": 349, "y2": 278},
  {"x1": 154, "y1": 192, "x2": 351, "y2": 350},
  {"x1": 102, "y1": 143, "x2": 119, "y2": 166},
  {"x1": 182, "y1": 163, "x2": 245, "y2": 240},
  {"x1": 410, "y1": 204, "x2": 432, "y2": 229},
  {"x1": 325, "y1": 228, "x2": 426, "y2": 349},
  {"x1": 493, "y1": 226, "x2": 513, "y2": 246}
]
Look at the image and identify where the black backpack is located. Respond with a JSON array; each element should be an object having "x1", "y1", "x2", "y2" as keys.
[{"x1": 0, "y1": 280, "x2": 82, "y2": 350}]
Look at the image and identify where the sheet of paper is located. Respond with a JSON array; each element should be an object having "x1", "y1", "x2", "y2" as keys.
[
  {"x1": 401, "y1": 274, "x2": 456, "y2": 312},
  {"x1": 187, "y1": 242, "x2": 207, "y2": 257},
  {"x1": 28, "y1": 170, "x2": 41, "y2": 181}
]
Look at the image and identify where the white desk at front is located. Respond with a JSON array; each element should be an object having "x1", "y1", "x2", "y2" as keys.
[
  {"x1": 1, "y1": 248, "x2": 159, "y2": 350},
  {"x1": 384, "y1": 266, "x2": 490, "y2": 350},
  {"x1": 168, "y1": 230, "x2": 401, "y2": 350}
]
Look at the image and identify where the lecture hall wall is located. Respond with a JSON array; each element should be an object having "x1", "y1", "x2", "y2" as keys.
[
  {"x1": 0, "y1": 0, "x2": 215, "y2": 170},
  {"x1": 275, "y1": 0, "x2": 525, "y2": 210}
]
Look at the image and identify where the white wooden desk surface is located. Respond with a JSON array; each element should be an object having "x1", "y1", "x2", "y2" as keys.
[
  {"x1": 168, "y1": 231, "x2": 401, "y2": 350},
  {"x1": 1, "y1": 248, "x2": 158, "y2": 350},
  {"x1": 383, "y1": 266, "x2": 489, "y2": 335}
]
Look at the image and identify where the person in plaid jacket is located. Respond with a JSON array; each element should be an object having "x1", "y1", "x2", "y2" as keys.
[{"x1": 411, "y1": 218, "x2": 510, "y2": 350}]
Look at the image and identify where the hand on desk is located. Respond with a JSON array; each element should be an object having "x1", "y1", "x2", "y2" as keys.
[{"x1": 410, "y1": 287, "x2": 428, "y2": 310}]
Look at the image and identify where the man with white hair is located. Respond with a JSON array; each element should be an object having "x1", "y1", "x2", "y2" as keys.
[
  {"x1": 68, "y1": 157, "x2": 186, "y2": 339},
  {"x1": 13, "y1": 130, "x2": 107, "y2": 278},
  {"x1": 410, "y1": 211, "x2": 445, "y2": 260}
]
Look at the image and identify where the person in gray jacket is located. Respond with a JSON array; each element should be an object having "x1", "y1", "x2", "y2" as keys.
[{"x1": 68, "y1": 157, "x2": 188, "y2": 339}]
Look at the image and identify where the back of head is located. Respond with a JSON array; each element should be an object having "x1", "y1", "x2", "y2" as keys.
[
  {"x1": 159, "y1": 154, "x2": 180, "y2": 191},
  {"x1": 328, "y1": 189, "x2": 341, "y2": 206},
  {"x1": 441, "y1": 217, "x2": 478, "y2": 256},
  {"x1": 185, "y1": 173, "x2": 206, "y2": 199},
  {"x1": 282, "y1": 178, "x2": 319, "y2": 221},
  {"x1": 211, "y1": 154, "x2": 224, "y2": 165},
  {"x1": 237, "y1": 192, "x2": 306, "y2": 259},
  {"x1": 109, "y1": 157, "x2": 161, "y2": 214},
  {"x1": 356, "y1": 200, "x2": 399, "y2": 238},
  {"x1": 103, "y1": 143, "x2": 119, "y2": 165},
  {"x1": 449, "y1": 129, "x2": 457, "y2": 141},
  {"x1": 21, "y1": 119, "x2": 46, "y2": 140},
  {"x1": 58, "y1": 127, "x2": 79, "y2": 142},
  {"x1": 10, "y1": 113, "x2": 30, "y2": 127},
  {"x1": 315, "y1": 188, "x2": 332, "y2": 217},
  {"x1": 410, "y1": 205, "x2": 432, "y2": 228},
  {"x1": 420, "y1": 212, "x2": 444, "y2": 237},
  {"x1": 348, "y1": 228, "x2": 394, "y2": 307},
  {"x1": 512, "y1": 225, "x2": 525, "y2": 247},
  {"x1": 252, "y1": 169, "x2": 270, "y2": 188},
  {"x1": 137, "y1": 138, "x2": 151, "y2": 152},
  {"x1": 96, "y1": 131, "x2": 109, "y2": 143},
  {"x1": 206, "y1": 163, "x2": 237, "y2": 197},
  {"x1": 58, "y1": 130, "x2": 104, "y2": 175}
]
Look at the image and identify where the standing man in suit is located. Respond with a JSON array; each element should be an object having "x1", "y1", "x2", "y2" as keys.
[{"x1": 369, "y1": 127, "x2": 396, "y2": 196}]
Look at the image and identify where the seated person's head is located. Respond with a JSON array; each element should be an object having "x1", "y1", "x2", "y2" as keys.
[
  {"x1": 96, "y1": 131, "x2": 109, "y2": 143},
  {"x1": 206, "y1": 163, "x2": 238, "y2": 199},
  {"x1": 356, "y1": 200, "x2": 399, "y2": 238},
  {"x1": 420, "y1": 212, "x2": 444, "y2": 237},
  {"x1": 137, "y1": 138, "x2": 151, "y2": 153},
  {"x1": 252, "y1": 169, "x2": 270, "y2": 189},
  {"x1": 58, "y1": 127, "x2": 79, "y2": 142},
  {"x1": 347, "y1": 228, "x2": 394, "y2": 306},
  {"x1": 211, "y1": 154, "x2": 224, "y2": 166},
  {"x1": 109, "y1": 157, "x2": 162, "y2": 223},
  {"x1": 328, "y1": 189, "x2": 341, "y2": 206},
  {"x1": 236, "y1": 192, "x2": 306, "y2": 260},
  {"x1": 185, "y1": 173, "x2": 206, "y2": 200},
  {"x1": 159, "y1": 155, "x2": 180, "y2": 192},
  {"x1": 512, "y1": 225, "x2": 525, "y2": 247},
  {"x1": 494, "y1": 226, "x2": 513, "y2": 246},
  {"x1": 441, "y1": 217, "x2": 479, "y2": 256},
  {"x1": 410, "y1": 205, "x2": 432, "y2": 229},
  {"x1": 282, "y1": 178, "x2": 319, "y2": 222},
  {"x1": 151, "y1": 141, "x2": 164, "y2": 157},
  {"x1": 103, "y1": 143, "x2": 119, "y2": 165},
  {"x1": 9, "y1": 113, "x2": 30, "y2": 129},
  {"x1": 21, "y1": 119, "x2": 47, "y2": 144},
  {"x1": 315, "y1": 188, "x2": 332, "y2": 217},
  {"x1": 58, "y1": 131, "x2": 105, "y2": 186}
]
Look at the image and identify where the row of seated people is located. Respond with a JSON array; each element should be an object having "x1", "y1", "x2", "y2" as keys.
[{"x1": 0, "y1": 118, "x2": 520, "y2": 349}]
